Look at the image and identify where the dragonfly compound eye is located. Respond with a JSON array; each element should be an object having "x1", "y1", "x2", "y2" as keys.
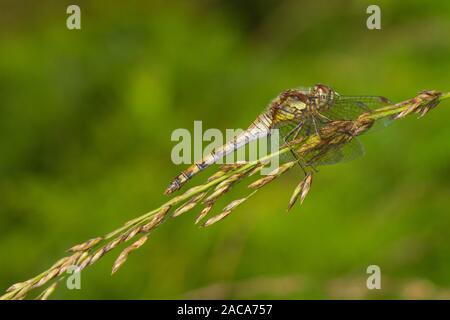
[{"x1": 313, "y1": 84, "x2": 334, "y2": 108}]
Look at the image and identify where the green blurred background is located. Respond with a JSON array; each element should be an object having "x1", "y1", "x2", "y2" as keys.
[{"x1": 1, "y1": 0, "x2": 449, "y2": 299}]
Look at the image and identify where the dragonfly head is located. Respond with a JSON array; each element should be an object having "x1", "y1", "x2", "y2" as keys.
[{"x1": 312, "y1": 84, "x2": 336, "y2": 109}]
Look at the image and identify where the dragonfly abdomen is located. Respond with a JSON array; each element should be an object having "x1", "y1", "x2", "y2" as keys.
[{"x1": 164, "y1": 112, "x2": 273, "y2": 195}]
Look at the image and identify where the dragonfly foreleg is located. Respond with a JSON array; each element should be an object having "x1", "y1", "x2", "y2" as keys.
[{"x1": 291, "y1": 122, "x2": 305, "y2": 141}]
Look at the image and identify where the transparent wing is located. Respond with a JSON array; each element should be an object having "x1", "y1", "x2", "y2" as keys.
[
  {"x1": 307, "y1": 138, "x2": 365, "y2": 167},
  {"x1": 321, "y1": 95, "x2": 392, "y2": 130},
  {"x1": 273, "y1": 118, "x2": 365, "y2": 167},
  {"x1": 269, "y1": 120, "x2": 313, "y2": 165},
  {"x1": 274, "y1": 120, "x2": 317, "y2": 143},
  {"x1": 333, "y1": 95, "x2": 391, "y2": 117}
]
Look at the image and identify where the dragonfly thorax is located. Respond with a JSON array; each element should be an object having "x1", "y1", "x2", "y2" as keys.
[{"x1": 269, "y1": 84, "x2": 339, "y2": 125}]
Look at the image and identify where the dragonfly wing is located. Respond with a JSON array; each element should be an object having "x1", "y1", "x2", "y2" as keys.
[
  {"x1": 270, "y1": 120, "x2": 317, "y2": 166},
  {"x1": 337, "y1": 95, "x2": 391, "y2": 109},
  {"x1": 307, "y1": 138, "x2": 365, "y2": 167},
  {"x1": 321, "y1": 95, "x2": 392, "y2": 130},
  {"x1": 272, "y1": 120, "x2": 365, "y2": 167},
  {"x1": 274, "y1": 120, "x2": 318, "y2": 143}
]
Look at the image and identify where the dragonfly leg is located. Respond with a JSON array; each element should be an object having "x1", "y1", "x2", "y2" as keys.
[
  {"x1": 309, "y1": 163, "x2": 319, "y2": 173},
  {"x1": 311, "y1": 115, "x2": 320, "y2": 136},
  {"x1": 288, "y1": 147, "x2": 308, "y2": 175},
  {"x1": 292, "y1": 125, "x2": 315, "y2": 171},
  {"x1": 282, "y1": 122, "x2": 310, "y2": 175},
  {"x1": 308, "y1": 115, "x2": 325, "y2": 171},
  {"x1": 291, "y1": 123, "x2": 304, "y2": 141},
  {"x1": 283, "y1": 121, "x2": 304, "y2": 142},
  {"x1": 316, "y1": 112, "x2": 332, "y2": 123},
  {"x1": 291, "y1": 149, "x2": 318, "y2": 175}
]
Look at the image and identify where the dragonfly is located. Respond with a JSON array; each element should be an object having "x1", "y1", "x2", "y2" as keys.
[{"x1": 165, "y1": 84, "x2": 391, "y2": 194}]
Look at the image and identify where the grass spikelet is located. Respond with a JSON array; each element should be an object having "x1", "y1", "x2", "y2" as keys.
[
  {"x1": 248, "y1": 175, "x2": 276, "y2": 189},
  {"x1": 202, "y1": 191, "x2": 257, "y2": 227},
  {"x1": 248, "y1": 161, "x2": 269, "y2": 176},
  {"x1": 6, "y1": 280, "x2": 30, "y2": 293},
  {"x1": 299, "y1": 173, "x2": 313, "y2": 204},
  {"x1": 74, "y1": 251, "x2": 90, "y2": 268},
  {"x1": 36, "y1": 282, "x2": 58, "y2": 300},
  {"x1": 206, "y1": 164, "x2": 244, "y2": 182},
  {"x1": 124, "y1": 226, "x2": 143, "y2": 242},
  {"x1": 89, "y1": 250, "x2": 103, "y2": 265},
  {"x1": 34, "y1": 269, "x2": 59, "y2": 289},
  {"x1": 112, "y1": 235, "x2": 148, "y2": 275},
  {"x1": 220, "y1": 163, "x2": 247, "y2": 172},
  {"x1": 202, "y1": 210, "x2": 232, "y2": 227},
  {"x1": 287, "y1": 179, "x2": 306, "y2": 211},
  {"x1": 287, "y1": 173, "x2": 313, "y2": 211},
  {"x1": 224, "y1": 192, "x2": 257, "y2": 212},
  {"x1": 67, "y1": 237, "x2": 103, "y2": 252},
  {"x1": 394, "y1": 90, "x2": 441, "y2": 119},
  {"x1": 206, "y1": 170, "x2": 227, "y2": 182},
  {"x1": 248, "y1": 161, "x2": 296, "y2": 189},
  {"x1": 195, "y1": 203, "x2": 214, "y2": 225},
  {"x1": 203, "y1": 185, "x2": 230, "y2": 204},
  {"x1": 172, "y1": 192, "x2": 207, "y2": 218},
  {"x1": 172, "y1": 202, "x2": 198, "y2": 218},
  {"x1": 141, "y1": 206, "x2": 171, "y2": 233},
  {"x1": 11, "y1": 283, "x2": 32, "y2": 300},
  {"x1": 215, "y1": 173, "x2": 244, "y2": 190}
]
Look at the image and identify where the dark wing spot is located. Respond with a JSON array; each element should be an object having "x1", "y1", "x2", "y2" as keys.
[{"x1": 379, "y1": 96, "x2": 391, "y2": 104}]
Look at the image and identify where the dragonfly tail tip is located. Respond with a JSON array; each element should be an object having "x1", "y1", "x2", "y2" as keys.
[
  {"x1": 164, "y1": 187, "x2": 174, "y2": 195},
  {"x1": 164, "y1": 180, "x2": 181, "y2": 195}
]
